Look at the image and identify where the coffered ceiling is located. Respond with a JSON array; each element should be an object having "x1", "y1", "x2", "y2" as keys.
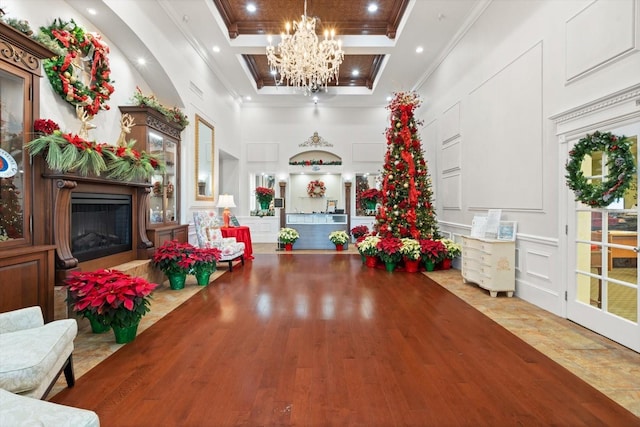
[{"x1": 66, "y1": 0, "x2": 485, "y2": 108}]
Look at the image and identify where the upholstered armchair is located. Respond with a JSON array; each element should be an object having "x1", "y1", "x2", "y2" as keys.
[
  {"x1": 0, "y1": 306, "x2": 77, "y2": 399},
  {"x1": 193, "y1": 211, "x2": 245, "y2": 271}
]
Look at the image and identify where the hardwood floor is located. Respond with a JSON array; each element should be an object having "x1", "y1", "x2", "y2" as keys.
[{"x1": 51, "y1": 254, "x2": 640, "y2": 426}]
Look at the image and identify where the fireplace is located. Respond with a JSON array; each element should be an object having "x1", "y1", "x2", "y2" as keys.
[{"x1": 70, "y1": 192, "x2": 132, "y2": 262}]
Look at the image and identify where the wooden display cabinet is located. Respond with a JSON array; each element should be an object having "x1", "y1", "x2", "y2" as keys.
[
  {"x1": 118, "y1": 106, "x2": 188, "y2": 249},
  {"x1": 0, "y1": 23, "x2": 56, "y2": 320}
]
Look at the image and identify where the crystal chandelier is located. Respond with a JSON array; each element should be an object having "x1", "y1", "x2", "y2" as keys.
[{"x1": 266, "y1": 0, "x2": 344, "y2": 95}]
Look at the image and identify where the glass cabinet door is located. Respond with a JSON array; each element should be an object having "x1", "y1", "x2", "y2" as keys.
[
  {"x1": 147, "y1": 130, "x2": 178, "y2": 225},
  {"x1": 149, "y1": 131, "x2": 165, "y2": 225},
  {"x1": 0, "y1": 67, "x2": 28, "y2": 244},
  {"x1": 165, "y1": 139, "x2": 177, "y2": 222}
]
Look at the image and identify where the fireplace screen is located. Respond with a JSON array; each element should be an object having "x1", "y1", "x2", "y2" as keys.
[{"x1": 71, "y1": 193, "x2": 132, "y2": 262}]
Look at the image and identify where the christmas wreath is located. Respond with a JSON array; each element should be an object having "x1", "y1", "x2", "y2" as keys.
[
  {"x1": 307, "y1": 180, "x2": 326, "y2": 198},
  {"x1": 565, "y1": 131, "x2": 636, "y2": 207},
  {"x1": 39, "y1": 18, "x2": 114, "y2": 115}
]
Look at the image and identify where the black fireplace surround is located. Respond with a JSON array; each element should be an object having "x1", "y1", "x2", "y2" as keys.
[{"x1": 70, "y1": 192, "x2": 132, "y2": 262}]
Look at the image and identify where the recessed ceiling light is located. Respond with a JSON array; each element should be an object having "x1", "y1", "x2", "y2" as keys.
[
  {"x1": 86, "y1": 8, "x2": 97, "y2": 15},
  {"x1": 367, "y1": 3, "x2": 378, "y2": 13},
  {"x1": 137, "y1": 57, "x2": 146, "y2": 65},
  {"x1": 416, "y1": 46, "x2": 424, "y2": 53},
  {"x1": 313, "y1": 96, "x2": 319, "y2": 104},
  {"x1": 352, "y1": 69, "x2": 360, "y2": 77},
  {"x1": 386, "y1": 96, "x2": 392, "y2": 102},
  {"x1": 270, "y1": 70, "x2": 277, "y2": 76},
  {"x1": 246, "y1": 3, "x2": 257, "y2": 13},
  {"x1": 212, "y1": 46, "x2": 221, "y2": 53},
  {"x1": 245, "y1": 96, "x2": 252, "y2": 101}
]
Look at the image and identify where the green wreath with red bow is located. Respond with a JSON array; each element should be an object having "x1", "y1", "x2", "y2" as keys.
[
  {"x1": 565, "y1": 131, "x2": 636, "y2": 207},
  {"x1": 39, "y1": 18, "x2": 114, "y2": 115}
]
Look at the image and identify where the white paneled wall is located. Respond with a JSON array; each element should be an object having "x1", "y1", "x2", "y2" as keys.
[{"x1": 426, "y1": 0, "x2": 639, "y2": 316}]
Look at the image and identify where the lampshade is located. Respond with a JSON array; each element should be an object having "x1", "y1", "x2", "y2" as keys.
[{"x1": 216, "y1": 194, "x2": 236, "y2": 208}]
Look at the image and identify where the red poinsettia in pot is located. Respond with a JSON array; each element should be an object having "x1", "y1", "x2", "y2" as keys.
[
  {"x1": 151, "y1": 240, "x2": 197, "y2": 290},
  {"x1": 377, "y1": 236, "x2": 403, "y2": 272},
  {"x1": 191, "y1": 247, "x2": 222, "y2": 286},
  {"x1": 419, "y1": 239, "x2": 447, "y2": 272},
  {"x1": 65, "y1": 269, "x2": 157, "y2": 343},
  {"x1": 350, "y1": 225, "x2": 369, "y2": 240},
  {"x1": 255, "y1": 186, "x2": 275, "y2": 210},
  {"x1": 358, "y1": 188, "x2": 380, "y2": 212}
]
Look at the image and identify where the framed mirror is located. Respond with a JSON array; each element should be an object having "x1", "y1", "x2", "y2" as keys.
[{"x1": 195, "y1": 114, "x2": 214, "y2": 201}]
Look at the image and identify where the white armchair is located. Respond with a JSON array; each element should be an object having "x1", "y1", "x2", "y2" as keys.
[
  {"x1": 0, "y1": 306, "x2": 77, "y2": 399},
  {"x1": 193, "y1": 211, "x2": 245, "y2": 271}
]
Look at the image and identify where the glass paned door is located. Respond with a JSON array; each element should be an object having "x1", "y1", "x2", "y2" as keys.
[
  {"x1": 568, "y1": 126, "x2": 639, "y2": 352},
  {"x1": 0, "y1": 68, "x2": 27, "y2": 244}
]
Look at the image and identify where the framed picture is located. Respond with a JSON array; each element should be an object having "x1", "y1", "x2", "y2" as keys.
[
  {"x1": 497, "y1": 221, "x2": 517, "y2": 241},
  {"x1": 326, "y1": 199, "x2": 337, "y2": 213}
]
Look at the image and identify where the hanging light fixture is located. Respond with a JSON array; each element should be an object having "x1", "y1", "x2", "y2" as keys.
[{"x1": 266, "y1": 0, "x2": 344, "y2": 95}]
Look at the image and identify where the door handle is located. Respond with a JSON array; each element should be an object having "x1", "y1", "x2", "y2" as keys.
[{"x1": 633, "y1": 247, "x2": 640, "y2": 253}]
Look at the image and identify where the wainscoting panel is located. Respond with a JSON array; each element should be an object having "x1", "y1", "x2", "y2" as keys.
[
  {"x1": 441, "y1": 102, "x2": 461, "y2": 143},
  {"x1": 352, "y1": 143, "x2": 386, "y2": 163},
  {"x1": 441, "y1": 138, "x2": 461, "y2": 173},
  {"x1": 565, "y1": 0, "x2": 637, "y2": 82},
  {"x1": 247, "y1": 143, "x2": 279, "y2": 162},
  {"x1": 466, "y1": 42, "x2": 543, "y2": 211},
  {"x1": 441, "y1": 174, "x2": 462, "y2": 210},
  {"x1": 241, "y1": 216, "x2": 279, "y2": 243},
  {"x1": 516, "y1": 235, "x2": 563, "y2": 316}
]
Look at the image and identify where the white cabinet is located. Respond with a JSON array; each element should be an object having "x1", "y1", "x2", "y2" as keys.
[{"x1": 461, "y1": 236, "x2": 515, "y2": 297}]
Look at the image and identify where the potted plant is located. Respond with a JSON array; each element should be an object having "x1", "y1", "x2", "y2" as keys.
[
  {"x1": 350, "y1": 225, "x2": 369, "y2": 240},
  {"x1": 439, "y1": 238, "x2": 461, "y2": 270},
  {"x1": 377, "y1": 236, "x2": 403, "y2": 272},
  {"x1": 358, "y1": 188, "x2": 380, "y2": 211},
  {"x1": 400, "y1": 237, "x2": 422, "y2": 273},
  {"x1": 419, "y1": 239, "x2": 447, "y2": 271},
  {"x1": 151, "y1": 240, "x2": 196, "y2": 289},
  {"x1": 278, "y1": 227, "x2": 300, "y2": 250},
  {"x1": 191, "y1": 247, "x2": 222, "y2": 285},
  {"x1": 64, "y1": 269, "x2": 157, "y2": 343},
  {"x1": 328, "y1": 230, "x2": 349, "y2": 251},
  {"x1": 356, "y1": 234, "x2": 381, "y2": 267},
  {"x1": 255, "y1": 186, "x2": 275, "y2": 210}
]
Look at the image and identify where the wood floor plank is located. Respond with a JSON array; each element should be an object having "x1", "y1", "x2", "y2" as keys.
[{"x1": 51, "y1": 254, "x2": 640, "y2": 426}]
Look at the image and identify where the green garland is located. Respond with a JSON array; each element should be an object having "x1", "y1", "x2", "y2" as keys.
[
  {"x1": 565, "y1": 131, "x2": 636, "y2": 207},
  {"x1": 39, "y1": 18, "x2": 114, "y2": 116},
  {"x1": 26, "y1": 132, "x2": 164, "y2": 181}
]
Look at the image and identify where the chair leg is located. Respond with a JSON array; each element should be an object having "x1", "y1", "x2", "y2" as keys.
[
  {"x1": 40, "y1": 355, "x2": 75, "y2": 400},
  {"x1": 228, "y1": 260, "x2": 233, "y2": 272},
  {"x1": 241, "y1": 255, "x2": 245, "y2": 266},
  {"x1": 63, "y1": 354, "x2": 75, "y2": 388}
]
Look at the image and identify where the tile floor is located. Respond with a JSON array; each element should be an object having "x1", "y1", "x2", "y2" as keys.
[{"x1": 51, "y1": 244, "x2": 640, "y2": 418}]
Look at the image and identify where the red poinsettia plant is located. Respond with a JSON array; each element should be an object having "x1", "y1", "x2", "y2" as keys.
[
  {"x1": 191, "y1": 247, "x2": 222, "y2": 275},
  {"x1": 255, "y1": 186, "x2": 275, "y2": 204},
  {"x1": 151, "y1": 240, "x2": 197, "y2": 275},
  {"x1": 419, "y1": 239, "x2": 447, "y2": 263},
  {"x1": 33, "y1": 118, "x2": 60, "y2": 135},
  {"x1": 377, "y1": 236, "x2": 403, "y2": 263},
  {"x1": 65, "y1": 269, "x2": 157, "y2": 328},
  {"x1": 350, "y1": 225, "x2": 369, "y2": 239},
  {"x1": 358, "y1": 188, "x2": 381, "y2": 203}
]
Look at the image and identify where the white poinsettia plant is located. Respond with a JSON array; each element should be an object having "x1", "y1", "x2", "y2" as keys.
[
  {"x1": 439, "y1": 238, "x2": 462, "y2": 259},
  {"x1": 278, "y1": 227, "x2": 300, "y2": 244},
  {"x1": 400, "y1": 238, "x2": 422, "y2": 260},
  {"x1": 356, "y1": 235, "x2": 381, "y2": 256},
  {"x1": 328, "y1": 230, "x2": 349, "y2": 245}
]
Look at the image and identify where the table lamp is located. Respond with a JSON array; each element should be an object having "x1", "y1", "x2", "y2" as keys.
[{"x1": 216, "y1": 194, "x2": 236, "y2": 228}]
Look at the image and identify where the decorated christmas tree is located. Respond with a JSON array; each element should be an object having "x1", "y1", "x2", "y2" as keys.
[{"x1": 376, "y1": 92, "x2": 439, "y2": 239}]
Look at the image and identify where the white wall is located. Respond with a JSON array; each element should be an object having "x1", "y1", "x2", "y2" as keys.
[{"x1": 418, "y1": 0, "x2": 640, "y2": 315}]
